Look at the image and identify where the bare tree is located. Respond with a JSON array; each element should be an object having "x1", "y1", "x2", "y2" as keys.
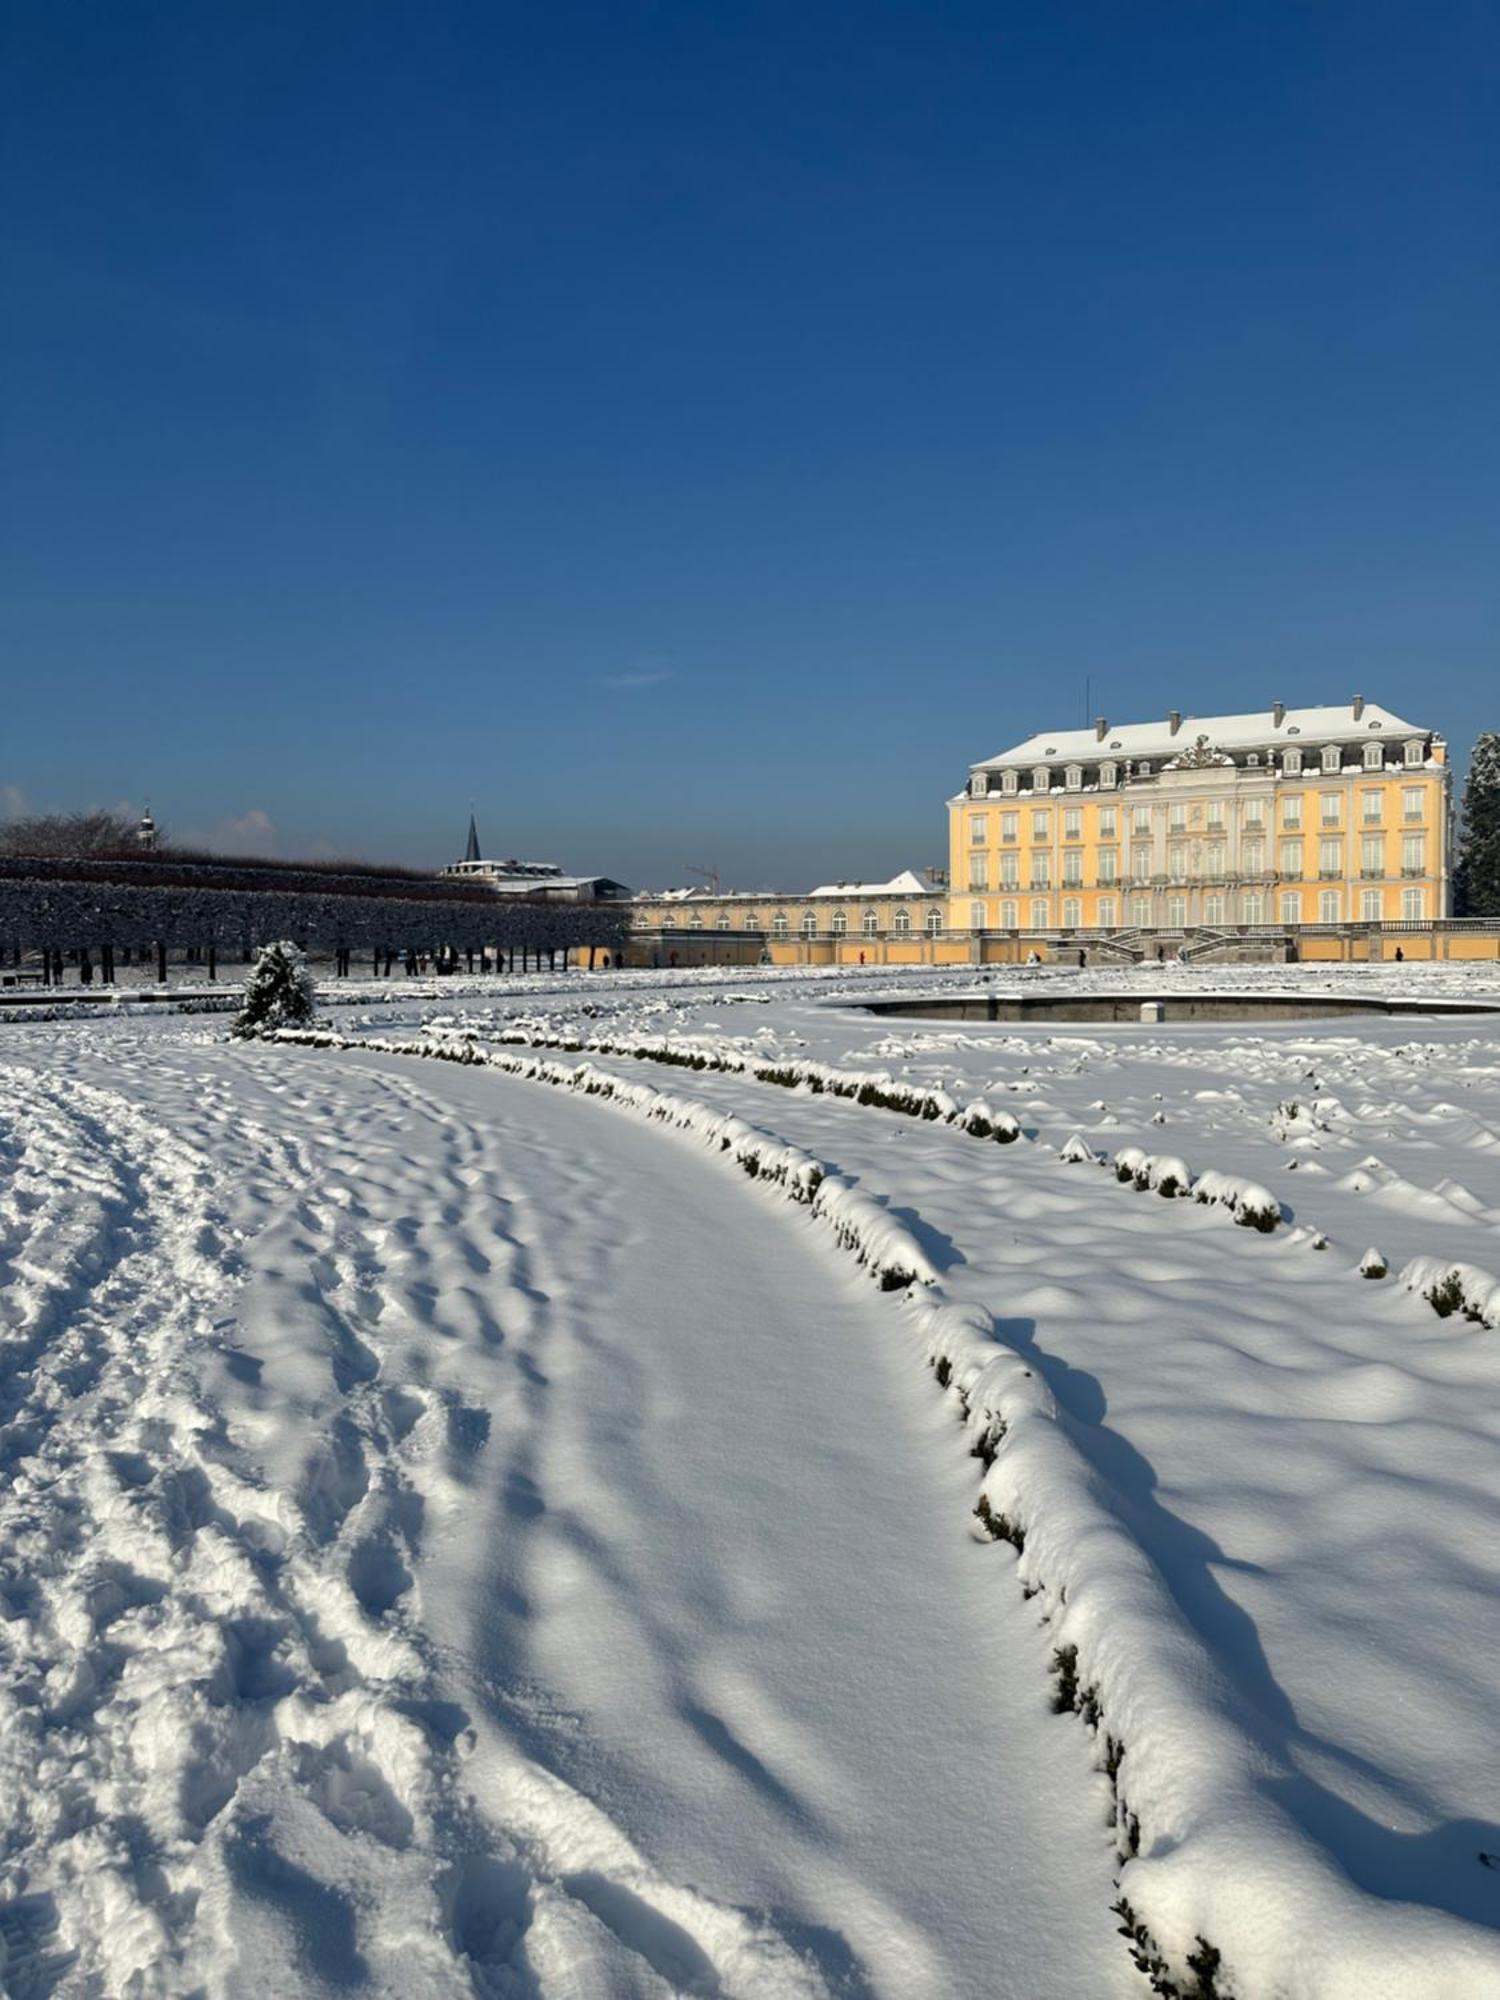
[{"x1": 0, "y1": 810, "x2": 146, "y2": 859}]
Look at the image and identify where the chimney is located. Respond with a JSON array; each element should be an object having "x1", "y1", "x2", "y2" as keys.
[
  {"x1": 1272, "y1": 700, "x2": 1285, "y2": 727},
  {"x1": 1094, "y1": 717, "x2": 1108, "y2": 740},
  {"x1": 1169, "y1": 710, "x2": 1182, "y2": 735},
  {"x1": 1352, "y1": 694, "x2": 1365, "y2": 721}
]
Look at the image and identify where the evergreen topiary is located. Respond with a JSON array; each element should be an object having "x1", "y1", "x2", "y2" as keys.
[
  {"x1": 232, "y1": 940, "x2": 317, "y2": 1039},
  {"x1": 1455, "y1": 732, "x2": 1500, "y2": 917}
]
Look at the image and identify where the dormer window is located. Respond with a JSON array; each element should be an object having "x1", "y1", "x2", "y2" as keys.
[
  {"x1": 1032, "y1": 766, "x2": 1051, "y2": 792},
  {"x1": 969, "y1": 773, "x2": 988, "y2": 797},
  {"x1": 1363, "y1": 742, "x2": 1383, "y2": 769},
  {"x1": 1321, "y1": 745, "x2": 1340, "y2": 772},
  {"x1": 1246, "y1": 752, "x2": 1260, "y2": 766},
  {"x1": 1136, "y1": 761, "x2": 1151, "y2": 778},
  {"x1": 1001, "y1": 769, "x2": 1019, "y2": 795},
  {"x1": 1099, "y1": 761, "x2": 1117, "y2": 788},
  {"x1": 1404, "y1": 739, "x2": 1424, "y2": 766},
  {"x1": 1284, "y1": 748, "x2": 1302, "y2": 775},
  {"x1": 1064, "y1": 764, "x2": 1083, "y2": 790}
]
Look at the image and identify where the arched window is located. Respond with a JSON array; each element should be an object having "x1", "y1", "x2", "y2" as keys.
[
  {"x1": 716, "y1": 915, "x2": 730, "y2": 930},
  {"x1": 1000, "y1": 899, "x2": 1018, "y2": 929},
  {"x1": 743, "y1": 912, "x2": 759, "y2": 930},
  {"x1": 1030, "y1": 898, "x2": 1049, "y2": 929},
  {"x1": 862, "y1": 910, "x2": 878, "y2": 936},
  {"x1": 831, "y1": 910, "x2": 847, "y2": 935},
  {"x1": 689, "y1": 914, "x2": 703, "y2": 930},
  {"x1": 772, "y1": 911, "x2": 789, "y2": 937},
  {"x1": 970, "y1": 901, "x2": 987, "y2": 931},
  {"x1": 925, "y1": 908, "x2": 943, "y2": 935},
  {"x1": 893, "y1": 908, "x2": 911, "y2": 934},
  {"x1": 1061, "y1": 898, "x2": 1082, "y2": 929},
  {"x1": 800, "y1": 910, "x2": 817, "y2": 936}
]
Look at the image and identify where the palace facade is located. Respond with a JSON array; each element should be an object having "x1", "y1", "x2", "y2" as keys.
[{"x1": 949, "y1": 698, "x2": 1451, "y2": 940}]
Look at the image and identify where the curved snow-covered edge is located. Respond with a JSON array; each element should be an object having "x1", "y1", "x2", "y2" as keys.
[
  {"x1": 419, "y1": 1021, "x2": 1024, "y2": 1143},
  {"x1": 919, "y1": 1301, "x2": 1500, "y2": 2000},
  {"x1": 270, "y1": 1028, "x2": 938, "y2": 1291},
  {"x1": 1395, "y1": 1255, "x2": 1500, "y2": 1328},
  {"x1": 268, "y1": 1025, "x2": 1500, "y2": 1998}
]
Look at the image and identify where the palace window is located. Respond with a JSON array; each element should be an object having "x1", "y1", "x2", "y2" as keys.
[
  {"x1": 1284, "y1": 748, "x2": 1303, "y2": 775},
  {"x1": 969, "y1": 902, "x2": 986, "y2": 931},
  {"x1": 1242, "y1": 891, "x2": 1264, "y2": 925},
  {"x1": 1244, "y1": 800, "x2": 1265, "y2": 829},
  {"x1": 1097, "y1": 896, "x2": 1117, "y2": 928},
  {"x1": 1061, "y1": 898, "x2": 1082, "y2": 929},
  {"x1": 893, "y1": 909, "x2": 911, "y2": 934},
  {"x1": 1099, "y1": 762, "x2": 1117, "y2": 788},
  {"x1": 1169, "y1": 803, "x2": 1186, "y2": 833},
  {"x1": 1361, "y1": 889, "x2": 1381, "y2": 920},
  {"x1": 969, "y1": 773, "x2": 988, "y2": 797},
  {"x1": 1319, "y1": 839, "x2": 1342, "y2": 877},
  {"x1": 1279, "y1": 838, "x2": 1303, "y2": 877},
  {"x1": 1404, "y1": 740, "x2": 1425, "y2": 767},
  {"x1": 1321, "y1": 793, "x2": 1341, "y2": 825},
  {"x1": 1362, "y1": 789, "x2": 1383, "y2": 822},
  {"x1": 1403, "y1": 786, "x2": 1424, "y2": 822},
  {"x1": 1166, "y1": 895, "x2": 1186, "y2": 927},
  {"x1": 772, "y1": 912, "x2": 789, "y2": 937},
  {"x1": 1243, "y1": 839, "x2": 1265, "y2": 875},
  {"x1": 716, "y1": 915, "x2": 730, "y2": 930},
  {"x1": 1168, "y1": 842, "x2": 1186, "y2": 881},
  {"x1": 1098, "y1": 849, "x2": 1118, "y2": 884},
  {"x1": 999, "y1": 852, "x2": 1018, "y2": 887},
  {"x1": 1321, "y1": 744, "x2": 1341, "y2": 772},
  {"x1": 1063, "y1": 807, "x2": 1082, "y2": 839},
  {"x1": 1204, "y1": 893, "x2": 1226, "y2": 924},
  {"x1": 926, "y1": 908, "x2": 943, "y2": 935},
  {"x1": 1320, "y1": 889, "x2": 1341, "y2": 922},
  {"x1": 689, "y1": 915, "x2": 703, "y2": 930},
  {"x1": 1280, "y1": 891, "x2": 1302, "y2": 923},
  {"x1": 1098, "y1": 806, "x2": 1116, "y2": 838},
  {"x1": 1401, "y1": 834, "x2": 1426, "y2": 873},
  {"x1": 1363, "y1": 742, "x2": 1383, "y2": 770},
  {"x1": 1401, "y1": 886, "x2": 1425, "y2": 919},
  {"x1": 1132, "y1": 805, "x2": 1151, "y2": 835},
  {"x1": 969, "y1": 856, "x2": 988, "y2": 890},
  {"x1": 1361, "y1": 836, "x2": 1383, "y2": 875},
  {"x1": 1001, "y1": 770, "x2": 1018, "y2": 794},
  {"x1": 1131, "y1": 894, "x2": 1152, "y2": 926},
  {"x1": 1063, "y1": 850, "x2": 1083, "y2": 886},
  {"x1": 1000, "y1": 899, "x2": 1018, "y2": 929},
  {"x1": 801, "y1": 911, "x2": 817, "y2": 936},
  {"x1": 1030, "y1": 898, "x2": 1049, "y2": 929},
  {"x1": 831, "y1": 911, "x2": 847, "y2": 935},
  {"x1": 1033, "y1": 766, "x2": 1051, "y2": 791},
  {"x1": 1030, "y1": 854, "x2": 1051, "y2": 888},
  {"x1": 1031, "y1": 809, "x2": 1050, "y2": 840},
  {"x1": 1000, "y1": 811, "x2": 1018, "y2": 841},
  {"x1": 1065, "y1": 764, "x2": 1082, "y2": 790},
  {"x1": 969, "y1": 813, "x2": 987, "y2": 844},
  {"x1": 862, "y1": 911, "x2": 879, "y2": 936},
  {"x1": 1283, "y1": 796, "x2": 1303, "y2": 828}
]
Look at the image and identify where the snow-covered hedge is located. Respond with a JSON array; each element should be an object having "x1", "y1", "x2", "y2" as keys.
[
  {"x1": 1396, "y1": 1256, "x2": 1500, "y2": 1328},
  {"x1": 421, "y1": 1022, "x2": 1024, "y2": 1144},
  {"x1": 1108, "y1": 1147, "x2": 1283, "y2": 1231},
  {"x1": 270, "y1": 1027, "x2": 939, "y2": 1291}
]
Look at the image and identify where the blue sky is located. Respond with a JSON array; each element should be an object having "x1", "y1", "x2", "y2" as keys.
[{"x1": 2, "y1": 2, "x2": 1495, "y2": 887}]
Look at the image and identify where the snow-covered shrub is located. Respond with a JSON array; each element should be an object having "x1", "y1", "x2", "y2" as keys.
[
  {"x1": 1058, "y1": 1132, "x2": 1100, "y2": 1165},
  {"x1": 1359, "y1": 1246, "x2": 1389, "y2": 1280},
  {"x1": 1398, "y1": 1257, "x2": 1500, "y2": 1326},
  {"x1": 232, "y1": 941, "x2": 317, "y2": 1039},
  {"x1": 1191, "y1": 1169, "x2": 1282, "y2": 1232}
]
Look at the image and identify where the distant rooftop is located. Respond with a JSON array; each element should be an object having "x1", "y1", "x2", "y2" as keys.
[{"x1": 978, "y1": 698, "x2": 1433, "y2": 770}]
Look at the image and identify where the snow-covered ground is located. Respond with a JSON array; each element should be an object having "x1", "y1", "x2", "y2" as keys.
[{"x1": 5, "y1": 961, "x2": 1500, "y2": 1995}]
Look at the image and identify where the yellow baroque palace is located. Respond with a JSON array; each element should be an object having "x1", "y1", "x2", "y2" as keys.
[{"x1": 949, "y1": 698, "x2": 1450, "y2": 940}]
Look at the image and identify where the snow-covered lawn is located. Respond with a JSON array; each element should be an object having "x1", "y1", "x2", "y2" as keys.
[{"x1": 5, "y1": 961, "x2": 1500, "y2": 1995}]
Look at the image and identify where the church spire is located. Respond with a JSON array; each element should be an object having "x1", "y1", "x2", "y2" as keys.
[{"x1": 464, "y1": 810, "x2": 481, "y2": 864}]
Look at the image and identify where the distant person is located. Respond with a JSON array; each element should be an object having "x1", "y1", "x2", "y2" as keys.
[
  {"x1": 1394, "y1": 946, "x2": 1404, "y2": 963},
  {"x1": 1078, "y1": 948, "x2": 1087, "y2": 968},
  {"x1": 80, "y1": 953, "x2": 94, "y2": 985}
]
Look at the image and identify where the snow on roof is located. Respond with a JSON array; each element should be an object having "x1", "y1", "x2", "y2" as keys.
[
  {"x1": 805, "y1": 869, "x2": 938, "y2": 900},
  {"x1": 978, "y1": 700, "x2": 1430, "y2": 770}
]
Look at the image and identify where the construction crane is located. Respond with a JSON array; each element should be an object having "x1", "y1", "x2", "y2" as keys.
[{"x1": 684, "y1": 865, "x2": 720, "y2": 896}]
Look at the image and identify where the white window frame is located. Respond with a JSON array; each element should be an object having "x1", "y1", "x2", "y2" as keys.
[
  {"x1": 1404, "y1": 740, "x2": 1424, "y2": 767},
  {"x1": 1363, "y1": 742, "x2": 1383, "y2": 770},
  {"x1": 1033, "y1": 766, "x2": 1051, "y2": 792},
  {"x1": 1401, "y1": 886, "x2": 1425, "y2": 919},
  {"x1": 999, "y1": 899, "x2": 1018, "y2": 929}
]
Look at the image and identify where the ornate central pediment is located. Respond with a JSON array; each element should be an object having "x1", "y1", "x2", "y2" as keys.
[{"x1": 1166, "y1": 733, "x2": 1233, "y2": 770}]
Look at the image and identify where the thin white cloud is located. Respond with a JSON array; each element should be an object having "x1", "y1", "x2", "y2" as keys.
[
  {"x1": 0, "y1": 784, "x2": 30, "y2": 821},
  {"x1": 177, "y1": 808, "x2": 277, "y2": 855},
  {"x1": 600, "y1": 670, "x2": 673, "y2": 691}
]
